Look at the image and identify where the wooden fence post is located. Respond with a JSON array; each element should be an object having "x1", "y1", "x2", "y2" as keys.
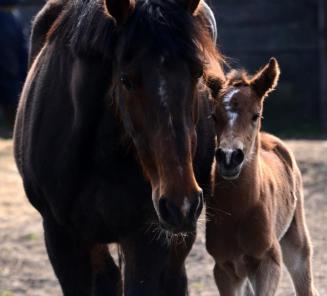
[{"x1": 319, "y1": 0, "x2": 327, "y2": 133}]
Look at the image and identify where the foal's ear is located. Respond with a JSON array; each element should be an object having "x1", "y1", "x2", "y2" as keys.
[
  {"x1": 250, "y1": 58, "x2": 280, "y2": 99},
  {"x1": 105, "y1": 0, "x2": 135, "y2": 25},
  {"x1": 177, "y1": 0, "x2": 201, "y2": 14},
  {"x1": 206, "y1": 76, "x2": 224, "y2": 99}
]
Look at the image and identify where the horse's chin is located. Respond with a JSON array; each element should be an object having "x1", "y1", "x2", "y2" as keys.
[{"x1": 159, "y1": 221, "x2": 195, "y2": 235}]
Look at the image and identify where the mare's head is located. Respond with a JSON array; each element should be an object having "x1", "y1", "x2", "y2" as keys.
[
  {"x1": 213, "y1": 58, "x2": 280, "y2": 180},
  {"x1": 106, "y1": 0, "x2": 222, "y2": 232}
]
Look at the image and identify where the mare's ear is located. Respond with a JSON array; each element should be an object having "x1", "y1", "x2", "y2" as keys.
[
  {"x1": 105, "y1": 0, "x2": 135, "y2": 25},
  {"x1": 250, "y1": 57, "x2": 280, "y2": 99},
  {"x1": 177, "y1": 0, "x2": 201, "y2": 14}
]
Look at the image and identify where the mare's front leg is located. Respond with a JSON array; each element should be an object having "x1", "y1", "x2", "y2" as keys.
[
  {"x1": 160, "y1": 234, "x2": 195, "y2": 296},
  {"x1": 121, "y1": 230, "x2": 194, "y2": 296},
  {"x1": 120, "y1": 230, "x2": 167, "y2": 296},
  {"x1": 43, "y1": 216, "x2": 93, "y2": 296},
  {"x1": 91, "y1": 244, "x2": 122, "y2": 296},
  {"x1": 43, "y1": 216, "x2": 122, "y2": 296},
  {"x1": 248, "y1": 242, "x2": 282, "y2": 296}
]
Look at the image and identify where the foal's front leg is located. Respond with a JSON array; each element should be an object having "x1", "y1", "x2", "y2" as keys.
[
  {"x1": 248, "y1": 242, "x2": 282, "y2": 296},
  {"x1": 213, "y1": 262, "x2": 253, "y2": 296}
]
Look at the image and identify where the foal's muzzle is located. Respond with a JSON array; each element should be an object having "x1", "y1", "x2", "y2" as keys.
[
  {"x1": 158, "y1": 190, "x2": 203, "y2": 233},
  {"x1": 215, "y1": 148, "x2": 244, "y2": 180}
]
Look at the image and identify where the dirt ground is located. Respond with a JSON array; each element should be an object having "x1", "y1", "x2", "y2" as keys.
[{"x1": 0, "y1": 139, "x2": 326, "y2": 296}]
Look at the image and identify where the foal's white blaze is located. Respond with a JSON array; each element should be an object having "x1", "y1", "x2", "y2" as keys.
[
  {"x1": 181, "y1": 197, "x2": 191, "y2": 217},
  {"x1": 223, "y1": 88, "x2": 239, "y2": 104},
  {"x1": 227, "y1": 111, "x2": 238, "y2": 127},
  {"x1": 223, "y1": 88, "x2": 239, "y2": 127}
]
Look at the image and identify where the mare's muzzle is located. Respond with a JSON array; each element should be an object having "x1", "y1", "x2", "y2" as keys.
[{"x1": 158, "y1": 190, "x2": 203, "y2": 233}]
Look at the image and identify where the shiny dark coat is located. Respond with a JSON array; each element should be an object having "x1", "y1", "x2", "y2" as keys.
[{"x1": 14, "y1": 0, "x2": 220, "y2": 295}]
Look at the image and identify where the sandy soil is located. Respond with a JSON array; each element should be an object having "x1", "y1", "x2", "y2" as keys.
[{"x1": 0, "y1": 139, "x2": 326, "y2": 296}]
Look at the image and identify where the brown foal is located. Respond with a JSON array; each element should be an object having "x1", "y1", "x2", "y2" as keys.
[{"x1": 206, "y1": 58, "x2": 319, "y2": 296}]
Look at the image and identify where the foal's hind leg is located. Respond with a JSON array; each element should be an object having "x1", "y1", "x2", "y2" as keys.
[
  {"x1": 248, "y1": 242, "x2": 282, "y2": 296},
  {"x1": 91, "y1": 244, "x2": 122, "y2": 296},
  {"x1": 280, "y1": 201, "x2": 319, "y2": 296},
  {"x1": 43, "y1": 217, "x2": 93, "y2": 296}
]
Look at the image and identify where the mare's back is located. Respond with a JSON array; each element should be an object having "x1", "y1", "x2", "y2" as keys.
[{"x1": 14, "y1": 0, "x2": 116, "y2": 223}]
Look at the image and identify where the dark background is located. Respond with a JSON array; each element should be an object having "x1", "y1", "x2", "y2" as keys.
[{"x1": 16, "y1": 0, "x2": 327, "y2": 137}]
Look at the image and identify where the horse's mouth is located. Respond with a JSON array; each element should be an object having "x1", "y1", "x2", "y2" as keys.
[
  {"x1": 159, "y1": 220, "x2": 196, "y2": 235},
  {"x1": 219, "y1": 166, "x2": 242, "y2": 181}
]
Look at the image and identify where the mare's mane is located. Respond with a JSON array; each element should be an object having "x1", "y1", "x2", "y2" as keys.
[{"x1": 46, "y1": 0, "x2": 224, "y2": 80}]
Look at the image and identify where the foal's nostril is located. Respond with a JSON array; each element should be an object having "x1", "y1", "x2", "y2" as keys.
[
  {"x1": 232, "y1": 149, "x2": 244, "y2": 166},
  {"x1": 215, "y1": 148, "x2": 225, "y2": 161},
  {"x1": 158, "y1": 197, "x2": 181, "y2": 227},
  {"x1": 216, "y1": 148, "x2": 244, "y2": 170}
]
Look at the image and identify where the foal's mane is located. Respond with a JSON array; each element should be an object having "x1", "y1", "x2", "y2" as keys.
[{"x1": 46, "y1": 0, "x2": 225, "y2": 80}]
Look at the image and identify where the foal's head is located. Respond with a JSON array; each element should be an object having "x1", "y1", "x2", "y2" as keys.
[
  {"x1": 106, "y1": 0, "x2": 221, "y2": 232},
  {"x1": 213, "y1": 58, "x2": 280, "y2": 180}
]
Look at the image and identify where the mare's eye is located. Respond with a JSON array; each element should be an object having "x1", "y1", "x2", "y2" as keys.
[
  {"x1": 120, "y1": 73, "x2": 133, "y2": 91},
  {"x1": 252, "y1": 113, "x2": 260, "y2": 122}
]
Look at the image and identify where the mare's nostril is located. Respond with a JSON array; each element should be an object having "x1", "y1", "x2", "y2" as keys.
[
  {"x1": 158, "y1": 197, "x2": 181, "y2": 227},
  {"x1": 189, "y1": 190, "x2": 204, "y2": 222},
  {"x1": 232, "y1": 149, "x2": 244, "y2": 166}
]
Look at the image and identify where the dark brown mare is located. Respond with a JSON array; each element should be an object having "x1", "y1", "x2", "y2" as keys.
[
  {"x1": 206, "y1": 58, "x2": 319, "y2": 295},
  {"x1": 14, "y1": 0, "x2": 225, "y2": 295}
]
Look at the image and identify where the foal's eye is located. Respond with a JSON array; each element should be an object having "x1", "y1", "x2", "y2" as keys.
[
  {"x1": 252, "y1": 113, "x2": 261, "y2": 122},
  {"x1": 120, "y1": 74, "x2": 133, "y2": 91}
]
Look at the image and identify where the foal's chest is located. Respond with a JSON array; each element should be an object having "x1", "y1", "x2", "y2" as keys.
[{"x1": 206, "y1": 203, "x2": 273, "y2": 261}]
